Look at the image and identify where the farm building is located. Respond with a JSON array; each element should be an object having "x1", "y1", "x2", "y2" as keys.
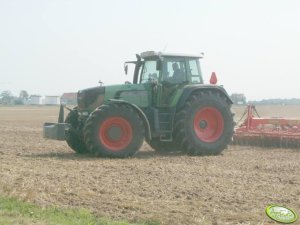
[
  {"x1": 61, "y1": 92, "x2": 77, "y2": 105},
  {"x1": 28, "y1": 95, "x2": 42, "y2": 105},
  {"x1": 44, "y1": 96, "x2": 60, "y2": 105}
]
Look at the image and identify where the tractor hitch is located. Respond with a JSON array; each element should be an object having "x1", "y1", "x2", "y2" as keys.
[{"x1": 43, "y1": 104, "x2": 69, "y2": 141}]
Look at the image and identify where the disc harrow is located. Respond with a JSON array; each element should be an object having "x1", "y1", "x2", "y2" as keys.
[{"x1": 232, "y1": 105, "x2": 300, "y2": 148}]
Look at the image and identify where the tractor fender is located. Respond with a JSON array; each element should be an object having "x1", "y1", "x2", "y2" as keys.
[
  {"x1": 176, "y1": 85, "x2": 233, "y2": 110},
  {"x1": 108, "y1": 99, "x2": 152, "y2": 141}
]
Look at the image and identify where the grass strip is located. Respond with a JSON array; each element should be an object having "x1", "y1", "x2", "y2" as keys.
[{"x1": 0, "y1": 195, "x2": 159, "y2": 225}]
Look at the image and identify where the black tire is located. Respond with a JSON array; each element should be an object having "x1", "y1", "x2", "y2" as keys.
[
  {"x1": 147, "y1": 138, "x2": 179, "y2": 152},
  {"x1": 65, "y1": 108, "x2": 88, "y2": 154},
  {"x1": 174, "y1": 91, "x2": 234, "y2": 155},
  {"x1": 83, "y1": 104, "x2": 145, "y2": 158}
]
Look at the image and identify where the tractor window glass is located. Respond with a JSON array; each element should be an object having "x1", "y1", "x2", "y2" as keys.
[
  {"x1": 188, "y1": 59, "x2": 202, "y2": 83},
  {"x1": 163, "y1": 60, "x2": 186, "y2": 84},
  {"x1": 140, "y1": 61, "x2": 159, "y2": 83}
]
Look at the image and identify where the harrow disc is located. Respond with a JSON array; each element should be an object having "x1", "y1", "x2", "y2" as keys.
[{"x1": 232, "y1": 133, "x2": 300, "y2": 149}]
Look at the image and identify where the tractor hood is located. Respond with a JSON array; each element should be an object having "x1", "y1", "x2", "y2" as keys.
[
  {"x1": 77, "y1": 86, "x2": 105, "y2": 110},
  {"x1": 77, "y1": 83, "x2": 150, "y2": 111}
]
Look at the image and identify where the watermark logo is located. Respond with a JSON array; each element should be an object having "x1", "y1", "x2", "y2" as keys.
[{"x1": 266, "y1": 205, "x2": 298, "y2": 224}]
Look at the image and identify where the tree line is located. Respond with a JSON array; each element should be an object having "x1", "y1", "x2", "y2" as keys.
[
  {"x1": 0, "y1": 90, "x2": 29, "y2": 105},
  {"x1": 248, "y1": 98, "x2": 300, "y2": 105},
  {"x1": 230, "y1": 93, "x2": 300, "y2": 105}
]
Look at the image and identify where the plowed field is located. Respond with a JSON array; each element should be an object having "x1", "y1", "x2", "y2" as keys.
[{"x1": 0, "y1": 105, "x2": 299, "y2": 225}]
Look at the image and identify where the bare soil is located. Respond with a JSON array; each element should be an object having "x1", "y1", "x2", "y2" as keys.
[{"x1": 0, "y1": 105, "x2": 299, "y2": 225}]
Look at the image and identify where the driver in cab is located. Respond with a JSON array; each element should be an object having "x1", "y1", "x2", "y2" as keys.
[{"x1": 165, "y1": 62, "x2": 185, "y2": 84}]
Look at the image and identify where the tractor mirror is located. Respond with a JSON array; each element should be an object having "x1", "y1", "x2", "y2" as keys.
[
  {"x1": 156, "y1": 60, "x2": 162, "y2": 71},
  {"x1": 124, "y1": 63, "x2": 128, "y2": 75}
]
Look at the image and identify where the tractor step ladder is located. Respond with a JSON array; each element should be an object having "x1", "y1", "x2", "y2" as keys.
[{"x1": 157, "y1": 108, "x2": 175, "y2": 141}]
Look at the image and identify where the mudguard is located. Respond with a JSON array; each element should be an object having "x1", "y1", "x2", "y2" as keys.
[{"x1": 176, "y1": 85, "x2": 233, "y2": 109}]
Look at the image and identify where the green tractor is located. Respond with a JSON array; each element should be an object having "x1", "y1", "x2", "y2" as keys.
[{"x1": 44, "y1": 51, "x2": 234, "y2": 157}]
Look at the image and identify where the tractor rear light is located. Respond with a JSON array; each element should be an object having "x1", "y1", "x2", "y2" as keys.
[{"x1": 210, "y1": 72, "x2": 217, "y2": 84}]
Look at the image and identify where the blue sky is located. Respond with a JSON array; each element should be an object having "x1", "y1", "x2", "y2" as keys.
[{"x1": 1, "y1": 0, "x2": 300, "y2": 100}]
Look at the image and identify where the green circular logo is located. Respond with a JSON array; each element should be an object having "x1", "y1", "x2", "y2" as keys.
[{"x1": 266, "y1": 205, "x2": 298, "y2": 224}]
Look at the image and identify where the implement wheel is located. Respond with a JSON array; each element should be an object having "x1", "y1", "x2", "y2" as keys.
[
  {"x1": 83, "y1": 104, "x2": 145, "y2": 158},
  {"x1": 174, "y1": 91, "x2": 234, "y2": 155},
  {"x1": 65, "y1": 108, "x2": 88, "y2": 154}
]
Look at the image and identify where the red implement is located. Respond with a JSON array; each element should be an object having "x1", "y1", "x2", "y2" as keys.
[{"x1": 233, "y1": 105, "x2": 300, "y2": 148}]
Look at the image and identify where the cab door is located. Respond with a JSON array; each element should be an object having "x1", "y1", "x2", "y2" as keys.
[
  {"x1": 159, "y1": 57, "x2": 187, "y2": 107},
  {"x1": 138, "y1": 60, "x2": 161, "y2": 107}
]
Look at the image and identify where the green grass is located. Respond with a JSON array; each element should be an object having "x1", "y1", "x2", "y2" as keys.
[{"x1": 0, "y1": 195, "x2": 160, "y2": 225}]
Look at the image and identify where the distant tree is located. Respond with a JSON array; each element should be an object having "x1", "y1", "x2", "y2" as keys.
[
  {"x1": 19, "y1": 90, "x2": 29, "y2": 100},
  {"x1": 18, "y1": 90, "x2": 29, "y2": 104},
  {"x1": 230, "y1": 93, "x2": 247, "y2": 105},
  {"x1": 0, "y1": 90, "x2": 14, "y2": 104}
]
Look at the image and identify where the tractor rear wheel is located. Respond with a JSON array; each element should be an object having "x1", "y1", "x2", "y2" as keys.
[
  {"x1": 174, "y1": 91, "x2": 234, "y2": 155},
  {"x1": 83, "y1": 104, "x2": 145, "y2": 158},
  {"x1": 65, "y1": 108, "x2": 88, "y2": 154}
]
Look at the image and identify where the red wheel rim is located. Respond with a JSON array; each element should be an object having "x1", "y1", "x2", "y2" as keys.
[
  {"x1": 99, "y1": 117, "x2": 133, "y2": 151},
  {"x1": 193, "y1": 107, "x2": 224, "y2": 143}
]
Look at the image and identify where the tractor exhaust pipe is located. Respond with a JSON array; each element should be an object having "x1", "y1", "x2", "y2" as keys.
[{"x1": 58, "y1": 104, "x2": 64, "y2": 123}]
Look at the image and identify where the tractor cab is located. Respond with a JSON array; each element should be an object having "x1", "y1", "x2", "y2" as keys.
[
  {"x1": 125, "y1": 51, "x2": 205, "y2": 106},
  {"x1": 138, "y1": 51, "x2": 204, "y2": 85},
  {"x1": 126, "y1": 51, "x2": 204, "y2": 85}
]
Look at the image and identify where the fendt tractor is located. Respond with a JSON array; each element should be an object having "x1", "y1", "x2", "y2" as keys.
[{"x1": 44, "y1": 51, "x2": 234, "y2": 158}]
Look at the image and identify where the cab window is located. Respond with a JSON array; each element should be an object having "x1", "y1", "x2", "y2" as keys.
[
  {"x1": 188, "y1": 59, "x2": 203, "y2": 83},
  {"x1": 140, "y1": 61, "x2": 159, "y2": 83},
  {"x1": 163, "y1": 59, "x2": 187, "y2": 84}
]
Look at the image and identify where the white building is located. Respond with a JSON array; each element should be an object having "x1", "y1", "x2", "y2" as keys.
[
  {"x1": 28, "y1": 95, "x2": 42, "y2": 105},
  {"x1": 44, "y1": 96, "x2": 60, "y2": 105}
]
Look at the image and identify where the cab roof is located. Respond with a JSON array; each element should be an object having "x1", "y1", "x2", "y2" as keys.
[{"x1": 140, "y1": 51, "x2": 204, "y2": 59}]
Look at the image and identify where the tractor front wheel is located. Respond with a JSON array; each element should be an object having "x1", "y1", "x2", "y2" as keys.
[
  {"x1": 65, "y1": 108, "x2": 88, "y2": 154},
  {"x1": 174, "y1": 91, "x2": 234, "y2": 155},
  {"x1": 83, "y1": 104, "x2": 145, "y2": 158}
]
